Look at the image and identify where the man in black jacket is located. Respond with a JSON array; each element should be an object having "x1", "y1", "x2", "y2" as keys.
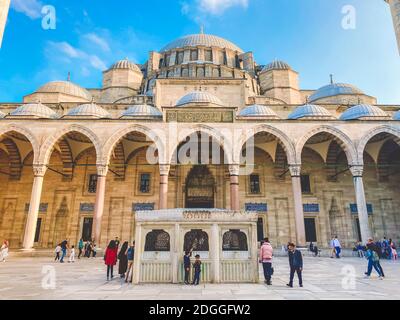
[{"x1": 287, "y1": 242, "x2": 303, "y2": 288}]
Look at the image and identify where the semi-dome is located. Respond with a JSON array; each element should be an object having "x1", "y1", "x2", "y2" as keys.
[
  {"x1": 9, "y1": 103, "x2": 58, "y2": 119},
  {"x1": 37, "y1": 81, "x2": 92, "y2": 101},
  {"x1": 121, "y1": 104, "x2": 162, "y2": 118},
  {"x1": 176, "y1": 91, "x2": 224, "y2": 107},
  {"x1": 309, "y1": 83, "x2": 364, "y2": 103},
  {"x1": 66, "y1": 102, "x2": 111, "y2": 119},
  {"x1": 161, "y1": 33, "x2": 243, "y2": 53},
  {"x1": 238, "y1": 104, "x2": 279, "y2": 119},
  {"x1": 340, "y1": 104, "x2": 389, "y2": 120},
  {"x1": 107, "y1": 59, "x2": 142, "y2": 73},
  {"x1": 288, "y1": 104, "x2": 334, "y2": 120},
  {"x1": 262, "y1": 60, "x2": 291, "y2": 72}
]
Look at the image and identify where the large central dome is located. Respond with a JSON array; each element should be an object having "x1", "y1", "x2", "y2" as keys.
[{"x1": 161, "y1": 33, "x2": 243, "y2": 53}]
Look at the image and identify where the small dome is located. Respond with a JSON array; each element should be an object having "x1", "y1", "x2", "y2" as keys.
[
  {"x1": 37, "y1": 81, "x2": 92, "y2": 101},
  {"x1": 66, "y1": 102, "x2": 111, "y2": 119},
  {"x1": 309, "y1": 83, "x2": 364, "y2": 103},
  {"x1": 262, "y1": 60, "x2": 291, "y2": 72},
  {"x1": 161, "y1": 33, "x2": 243, "y2": 53},
  {"x1": 108, "y1": 59, "x2": 142, "y2": 73},
  {"x1": 176, "y1": 91, "x2": 224, "y2": 107},
  {"x1": 121, "y1": 105, "x2": 162, "y2": 118},
  {"x1": 9, "y1": 103, "x2": 58, "y2": 119},
  {"x1": 238, "y1": 104, "x2": 279, "y2": 118},
  {"x1": 288, "y1": 104, "x2": 334, "y2": 120},
  {"x1": 340, "y1": 104, "x2": 389, "y2": 120}
]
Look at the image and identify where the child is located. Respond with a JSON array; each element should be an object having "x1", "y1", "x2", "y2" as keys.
[
  {"x1": 391, "y1": 244, "x2": 398, "y2": 260},
  {"x1": 183, "y1": 250, "x2": 192, "y2": 285},
  {"x1": 92, "y1": 244, "x2": 97, "y2": 258},
  {"x1": 69, "y1": 245, "x2": 75, "y2": 263},
  {"x1": 55, "y1": 244, "x2": 61, "y2": 261},
  {"x1": 192, "y1": 254, "x2": 201, "y2": 286},
  {"x1": 287, "y1": 242, "x2": 303, "y2": 288}
]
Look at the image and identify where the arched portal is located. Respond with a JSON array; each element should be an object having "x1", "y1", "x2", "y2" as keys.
[
  {"x1": 185, "y1": 166, "x2": 215, "y2": 208},
  {"x1": 0, "y1": 130, "x2": 37, "y2": 248},
  {"x1": 299, "y1": 130, "x2": 356, "y2": 248},
  {"x1": 171, "y1": 131, "x2": 228, "y2": 209},
  {"x1": 359, "y1": 130, "x2": 400, "y2": 241}
]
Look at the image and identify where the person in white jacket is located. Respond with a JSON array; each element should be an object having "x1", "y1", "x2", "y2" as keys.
[
  {"x1": 0, "y1": 240, "x2": 9, "y2": 262},
  {"x1": 68, "y1": 246, "x2": 75, "y2": 263}
]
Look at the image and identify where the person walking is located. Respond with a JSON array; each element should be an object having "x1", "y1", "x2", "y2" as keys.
[
  {"x1": 0, "y1": 240, "x2": 9, "y2": 262},
  {"x1": 391, "y1": 242, "x2": 398, "y2": 261},
  {"x1": 60, "y1": 239, "x2": 68, "y2": 263},
  {"x1": 364, "y1": 240, "x2": 383, "y2": 280},
  {"x1": 333, "y1": 236, "x2": 341, "y2": 258},
  {"x1": 54, "y1": 243, "x2": 61, "y2": 261},
  {"x1": 78, "y1": 239, "x2": 84, "y2": 259},
  {"x1": 357, "y1": 242, "x2": 365, "y2": 258},
  {"x1": 104, "y1": 240, "x2": 118, "y2": 281},
  {"x1": 330, "y1": 237, "x2": 336, "y2": 258},
  {"x1": 287, "y1": 243, "x2": 303, "y2": 288},
  {"x1": 68, "y1": 245, "x2": 75, "y2": 263},
  {"x1": 84, "y1": 241, "x2": 91, "y2": 258},
  {"x1": 192, "y1": 255, "x2": 202, "y2": 286},
  {"x1": 125, "y1": 241, "x2": 135, "y2": 283},
  {"x1": 118, "y1": 241, "x2": 129, "y2": 279},
  {"x1": 259, "y1": 238, "x2": 273, "y2": 285},
  {"x1": 183, "y1": 249, "x2": 193, "y2": 285}
]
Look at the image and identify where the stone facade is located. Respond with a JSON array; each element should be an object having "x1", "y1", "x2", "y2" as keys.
[{"x1": 0, "y1": 32, "x2": 400, "y2": 251}]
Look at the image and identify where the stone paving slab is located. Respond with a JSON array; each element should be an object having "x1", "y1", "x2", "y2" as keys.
[{"x1": 0, "y1": 256, "x2": 399, "y2": 300}]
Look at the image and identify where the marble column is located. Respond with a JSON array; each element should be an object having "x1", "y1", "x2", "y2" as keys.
[
  {"x1": 159, "y1": 164, "x2": 170, "y2": 210},
  {"x1": 211, "y1": 224, "x2": 221, "y2": 283},
  {"x1": 289, "y1": 164, "x2": 306, "y2": 247},
  {"x1": 229, "y1": 164, "x2": 240, "y2": 211},
  {"x1": 92, "y1": 164, "x2": 108, "y2": 245},
  {"x1": 350, "y1": 165, "x2": 372, "y2": 243},
  {"x1": 22, "y1": 164, "x2": 47, "y2": 250}
]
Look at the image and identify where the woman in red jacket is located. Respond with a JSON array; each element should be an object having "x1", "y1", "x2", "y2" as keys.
[{"x1": 104, "y1": 240, "x2": 118, "y2": 280}]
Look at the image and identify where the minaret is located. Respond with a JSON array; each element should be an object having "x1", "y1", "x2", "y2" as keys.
[
  {"x1": 386, "y1": 0, "x2": 400, "y2": 54},
  {"x1": 0, "y1": 0, "x2": 10, "y2": 48}
]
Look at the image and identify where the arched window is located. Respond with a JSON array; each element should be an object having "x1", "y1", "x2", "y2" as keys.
[
  {"x1": 144, "y1": 230, "x2": 170, "y2": 252},
  {"x1": 222, "y1": 230, "x2": 248, "y2": 251},
  {"x1": 184, "y1": 229, "x2": 209, "y2": 252}
]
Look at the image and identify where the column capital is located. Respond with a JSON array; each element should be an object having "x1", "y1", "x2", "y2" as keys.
[
  {"x1": 349, "y1": 165, "x2": 364, "y2": 177},
  {"x1": 96, "y1": 164, "x2": 109, "y2": 177},
  {"x1": 32, "y1": 164, "x2": 47, "y2": 177},
  {"x1": 288, "y1": 164, "x2": 301, "y2": 177},
  {"x1": 228, "y1": 164, "x2": 240, "y2": 176},
  {"x1": 159, "y1": 164, "x2": 171, "y2": 176}
]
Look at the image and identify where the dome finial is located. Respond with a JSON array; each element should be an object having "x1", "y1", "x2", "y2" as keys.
[
  {"x1": 330, "y1": 74, "x2": 334, "y2": 84},
  {"x1": 200, "y1": 25, "x2": 205, "y2": 34},
  {"x1": 67, "y1": 71, "x2": 71, "y2": 82}
]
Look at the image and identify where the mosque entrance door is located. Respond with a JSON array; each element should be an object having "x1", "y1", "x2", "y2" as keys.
[{"x1": 185, "y1": 166, "x2": 215, "y2": 208}]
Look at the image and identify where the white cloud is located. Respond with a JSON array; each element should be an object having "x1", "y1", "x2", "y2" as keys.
[
  {"x1": 84, "y1": 33, "x2": 111, "y2": 52},
  {"x1": 47, "y1": 41, "x2": 107, "y2": 71},
  {"x1": 11, "y1": 0, "x2": 43, "y2": 19},
  {"x1": 198, "y1": 0, "x2": 249, "y2": 15}
]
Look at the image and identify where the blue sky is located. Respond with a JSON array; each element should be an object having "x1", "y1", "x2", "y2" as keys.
[{"x1": 0, "y1": 0, "x2": 399, "y2": 104}]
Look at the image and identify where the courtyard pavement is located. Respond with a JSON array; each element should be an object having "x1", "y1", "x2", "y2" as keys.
[{"x1": 0, "y1": 255, "x2": 399, "y2": 300}]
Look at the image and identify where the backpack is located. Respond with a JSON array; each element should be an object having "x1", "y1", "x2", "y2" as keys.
[{"x1": 372, "y1": 251, "x2": 379, "y2": 262}]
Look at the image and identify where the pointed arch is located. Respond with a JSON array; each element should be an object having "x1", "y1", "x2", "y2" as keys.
[
  {"x1": 237, "y1": 124, "x2": 296, "y2": 165},
  {"x1": 295, "y1": 125, "x2": 357, "y2": 165},
  {"x1": 39, "y1": 125, "x2": 102, "y2": 166},
  {"x1": 357, "y1": 125, "x2": 400, "y2": 164}
]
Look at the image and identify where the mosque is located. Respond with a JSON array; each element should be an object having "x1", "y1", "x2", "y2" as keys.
[{"x1": 1, "y1": 26, "x2": 400, "y2": 252}]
